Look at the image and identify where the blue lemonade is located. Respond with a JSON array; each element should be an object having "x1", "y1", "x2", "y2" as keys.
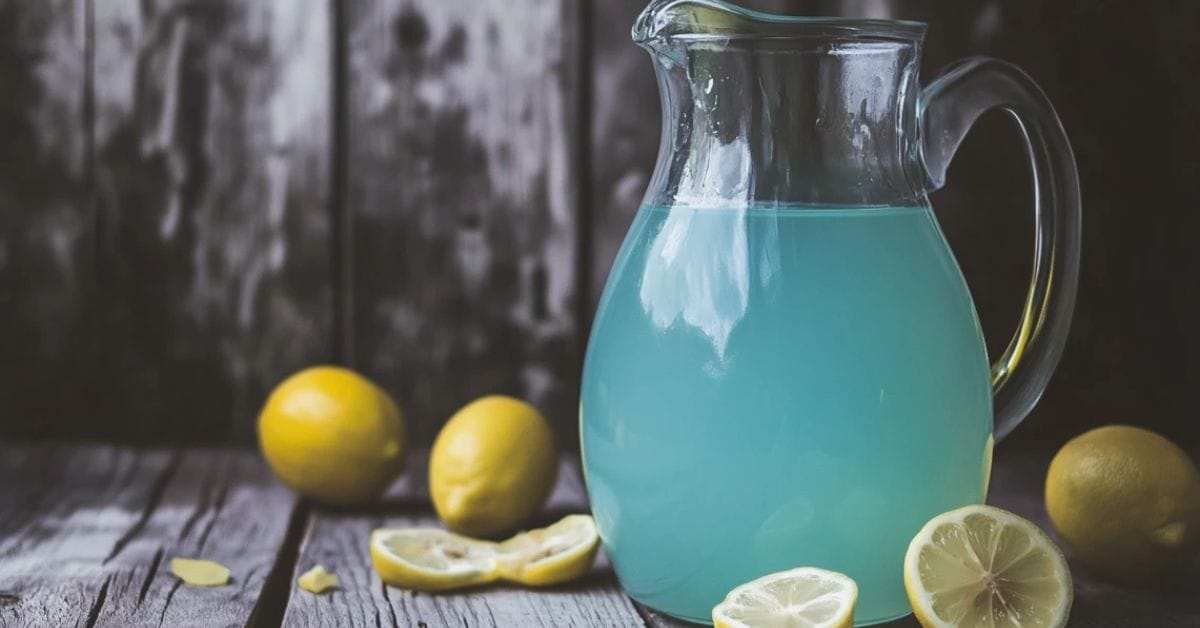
[{"x1": 581, "y1": 204, "x2": 993, "y2": 624}]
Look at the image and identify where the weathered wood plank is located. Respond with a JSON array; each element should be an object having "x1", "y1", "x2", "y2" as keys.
[
  {"x1": 0, "y1": 0, "x2": 92, "y2": 438},
  {"x1": 95, "y1": 449, "x2": 301, "y2": 626},
  {"x1": 0, "y1": 446, "x2": 169, "y2": 626},
  {"x1": 344, "y1": 0, "x2": 581, "y2": 447},
  {"x1": 0, "y1": 444, "x2": 299, "y2": 627},
  {"x1": 635, "y1": 602, "x2": 697, "y2": 628},
  {"x1": 88, "y1": 0, "x2": 333, "y2": 443},
  {"x1": 282, "y1": 455, "x2": 645, "y2": 627}
]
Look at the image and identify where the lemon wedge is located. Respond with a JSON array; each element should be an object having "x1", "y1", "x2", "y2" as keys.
[
  {"x1": 170, "y1": 558, "x2": 230, "y2": 587},
  {"x1": 297, "y1": 564, "x2": 338, "y2": 594},
  {"x1": 904, "y1": 505, "x2": 1072, "y2": 628},
  {"x1": 370, "y1": 528, "x2": 500, "y2": 591},
  {"x1": 711, "y1": 567, "x2": 857, "y2": 628},
  {"x1": 497, "y1": 514, "x2": 599, "y2": 586}
]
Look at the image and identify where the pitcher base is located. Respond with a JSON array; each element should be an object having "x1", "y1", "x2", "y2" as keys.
[{"x1": 629, "y1": 592, "x2": 914, "y2": 627}]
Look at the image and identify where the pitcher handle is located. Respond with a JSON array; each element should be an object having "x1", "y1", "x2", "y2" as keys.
[{"x1": 918, "y1": 57, "x2": 1082, "y2": 441}]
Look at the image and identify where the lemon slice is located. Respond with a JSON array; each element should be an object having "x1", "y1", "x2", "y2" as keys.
[
  {"x1": 711, "y1": 567, "x2": 858, "y2": 628},
  {"x1": 904, "y1": 505, "x2": 1072, "y2": 628},
  {"x1": 370, "y1": 528, "x2": 500, "y2": 591},
  {"x1": 497, "y1": 514, "x2": 600, "y2": 586}
]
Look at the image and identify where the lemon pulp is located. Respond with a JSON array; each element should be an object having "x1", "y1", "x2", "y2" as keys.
[
  {"x1": 712, "y1": 567, "x2": 857, "y2": 628},
  {"x1": 904, "y1": 505, "x2": 1072, "y2": 628},
  {"x1": 370, "y1": 515, "x2": 599, "y2": 592},
  {"x1": 498, "y1": 514, "x2": 599, "y2": 586},
  {"x1": 370, "y1": 528, "x2": 500, "y2": 591}
]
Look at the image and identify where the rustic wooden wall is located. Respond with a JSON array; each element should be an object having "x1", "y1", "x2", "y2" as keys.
[
  {"x1": 1, "y1": 0, "x2": 582, "y2": 447},
  {"x1": 342, "y1": 0, "x2": 582, "y2": 447},
  {"x1": 2, "y1": 0, "x2": 332, "y2": 443},
  {"x1": 0, "y1": 0, "x2": 92, "y2": 438},
  {"x1": 3, "y1": 0, "x2": 1199, "y2": 449}
]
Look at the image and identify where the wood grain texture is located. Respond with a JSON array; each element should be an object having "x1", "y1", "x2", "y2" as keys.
[
  {"x1": 85, "y1": 0, "x2": 332, "y2": 443},
  {"x1": 344, "y1": 0, "x2": 581, "y2": 447},
  {"x1": 634, "y1": 602, "x2": 697, "y2": 628},
  {"x1": 0, "y1": 445, "x2": 166, "y2": 626},
  {"x1": 0, "y1": 444, "x2": 299, "y2": 627},
  {"x1": 0, "y1": 0, "x2": 93, "y2": 438},
  {"x1": 282, "y1": 454, "x2": 645, "y2": 627}
]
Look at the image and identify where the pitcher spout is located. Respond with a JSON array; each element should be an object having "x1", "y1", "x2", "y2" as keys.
[
  {"x1": 633, "y1": 0, "x2": 926, "y2": 49},
  {"x1": 633, "y1": 0, "x2": 753, "y2": 47}
]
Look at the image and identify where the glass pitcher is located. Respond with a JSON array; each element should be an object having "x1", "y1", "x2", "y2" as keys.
[{"x1": 580, "y1": 0, "x2": 1081, "y2": 624}]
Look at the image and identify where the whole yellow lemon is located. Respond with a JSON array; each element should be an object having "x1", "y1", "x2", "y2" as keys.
[
  {"x1": 1045, "y1": 425, "x2": 1200, "y2": 582},
  {"x1": 258, "y1": 366, "x2": 406, "y2": 505},
  {"x1": 430, "y1": 395, "x2": 557, "y2": 537}
]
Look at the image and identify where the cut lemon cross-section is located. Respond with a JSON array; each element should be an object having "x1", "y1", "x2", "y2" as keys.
[
  {"x1": 370, "y1": 528, "x2": 500, "y2": 591},
  {"x1": 498, "y1": 514, "x2": 600, "y2": 586},
  {"x1": 904, "y1": 505, "x2": 1072, "y2": 628},
  {"x1": 712, "y1": 567, "x2": 858, "y2": 628}
]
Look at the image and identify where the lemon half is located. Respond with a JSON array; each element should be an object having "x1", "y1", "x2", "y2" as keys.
[
  {"x1": 904, "y1": 505, "x2": 1072, "y2": 628},
  {"x1": 370, "y1": 528, "x2": 500, "y2": 591},
  {"x1": 712, "y1": 567, "x2": 858, "y2": 628},
  {"x1": 498, "y1": 514, "x2": 600, "y2": 586}
]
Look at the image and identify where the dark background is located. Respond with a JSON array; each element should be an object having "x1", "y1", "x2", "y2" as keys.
[{"x1": 1, "y1": 0, "x2": 1197, "y2": 454}]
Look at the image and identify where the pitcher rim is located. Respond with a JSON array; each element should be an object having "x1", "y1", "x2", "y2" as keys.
[{"x1": 633, "y1": 0, "x2": 927, "y2": 45}]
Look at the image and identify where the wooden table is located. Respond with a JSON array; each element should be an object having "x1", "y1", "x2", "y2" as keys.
[{"x1": 1, "y1": 444, "x2": 1196, "y2": 627}]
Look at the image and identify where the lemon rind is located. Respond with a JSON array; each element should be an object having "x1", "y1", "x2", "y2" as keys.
[
  {"x1": 369, "y1": 529, "x2": 501, "y2": 592},
  {"x1": 498, "y1": 514, "x2": 600, "y2": 586}
]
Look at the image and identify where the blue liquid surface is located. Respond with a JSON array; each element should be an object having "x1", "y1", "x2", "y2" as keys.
[{"x1": 581, "y1": 204, "x2": 993, "y2": 625}]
